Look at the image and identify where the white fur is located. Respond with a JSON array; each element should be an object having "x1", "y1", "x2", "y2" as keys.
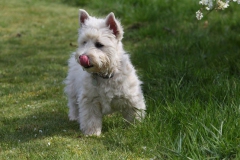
[{"x1": 64, "y1": 9, "x2": 146, "y2": 136}]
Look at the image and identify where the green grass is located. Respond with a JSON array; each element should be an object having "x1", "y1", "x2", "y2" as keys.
[{"x1": 1, "y1": 0, "x2": 240, "y2": 159}]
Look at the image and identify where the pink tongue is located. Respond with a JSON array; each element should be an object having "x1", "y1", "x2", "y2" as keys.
[{"x1": 79, "y1": 55, "x2": 90, "y2": 67}]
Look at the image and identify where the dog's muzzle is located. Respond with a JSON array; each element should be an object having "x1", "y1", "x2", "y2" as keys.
[{"x1": 79, "y1": 55, "x2": 93, "y2": 68}]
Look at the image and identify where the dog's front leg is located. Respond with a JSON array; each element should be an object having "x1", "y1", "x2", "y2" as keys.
[
  {"x1": 122, "y1": 95, "x2": 146, "y2": 123},
  {"x1": 68, "y1": 99, "x2": 79, "y2": 121},
  {"x1": 78, "y1": 102, "x2": 103, "y2": 136}
]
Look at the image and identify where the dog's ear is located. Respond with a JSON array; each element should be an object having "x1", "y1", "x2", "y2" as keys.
[
  {"x1": 106, "y1": 13, "x2": 123, "y2": 40},
  {"x1": 79, "y1": 9, "x2": 89, "y2": 26}
]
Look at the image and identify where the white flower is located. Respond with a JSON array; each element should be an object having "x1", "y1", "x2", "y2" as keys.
[
  {"x1": 233, "y1": 0, "x2": 240, "y2": 4},
  {"x1": 47, "y1": 142, "x2": 51, "y2": 146},
  {"x1": 196, "y1": 10, "x2": 203, "y2": 20},
  {"x1": 199, "y1": 0, "x2": 214, "y2": 9},
  {"x1": 217, "y1": 0, "x2": 229, "y2": 10},
  {"x1": 198, "y1": 0, "x2": 240, "y2": 20},
  {"x1": 199, "y1": 0, "x2": 209, "y2": 5}
]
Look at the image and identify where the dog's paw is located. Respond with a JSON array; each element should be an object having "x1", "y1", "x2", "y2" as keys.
[
  {"x1": 68, "y1": 114, "x2": 78, "y2": 121},
  {"x1": 82, "y1": 128, "x2": 101, "y2": 136}
]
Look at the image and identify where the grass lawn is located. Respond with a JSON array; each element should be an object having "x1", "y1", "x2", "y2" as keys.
[{"x1": 0, "y1": 0, "x2": 240, "y2": 159}]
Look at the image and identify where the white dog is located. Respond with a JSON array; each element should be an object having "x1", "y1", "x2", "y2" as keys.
[{"x1": 64, "y1": 9, "x2": 146, "y2": 136}]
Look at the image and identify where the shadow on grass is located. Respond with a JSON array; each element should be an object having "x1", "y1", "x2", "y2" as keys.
[
  {"x1": 0, "y1": 109, "x2": 128, "y2": 144},
  {"x1": 0, "y1": 110, "x2": 80, "y2": 143}
]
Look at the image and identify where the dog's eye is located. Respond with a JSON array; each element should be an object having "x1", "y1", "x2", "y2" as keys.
[
  {"x1": 82, "y1": 41, "x2": 87, "y2": 45},
  {"x1": 95, "y1": 42, "x2": 104, "y2": 48}
]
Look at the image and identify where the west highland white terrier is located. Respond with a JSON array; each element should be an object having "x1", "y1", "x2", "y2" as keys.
[{"x1": 64, "y1": 9, "x2": 146, "y2": 136}]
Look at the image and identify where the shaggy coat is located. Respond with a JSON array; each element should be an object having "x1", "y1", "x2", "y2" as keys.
[{"x1": 64, "y1": 9, "x2": 146, "y2": 136}]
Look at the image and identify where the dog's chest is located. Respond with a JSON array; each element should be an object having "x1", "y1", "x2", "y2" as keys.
[
  {"x1": 96, "y1": 78, "x2": 127, "y2": 114},
  {"x1": 97, "y1": 79, "x2": 124, "y2": 99}
]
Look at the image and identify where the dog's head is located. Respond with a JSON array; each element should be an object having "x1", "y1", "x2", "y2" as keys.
[{"x1": 75, "y1": 9, "x2": 124, "y2": 78}]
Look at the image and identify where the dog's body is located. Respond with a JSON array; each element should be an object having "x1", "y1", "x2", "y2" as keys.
[{"x1": 64, "y1": 9, "x2": 146, "y2": 136}]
